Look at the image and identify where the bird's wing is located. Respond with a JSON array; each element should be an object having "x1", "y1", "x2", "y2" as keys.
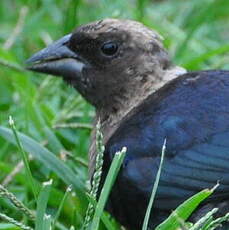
[
  {"x1": 106, "y1": 70, "x2": 229, "y2": 211},
  {"x1": 122, "y1": 130, "x2": 229, "y2": 211}
]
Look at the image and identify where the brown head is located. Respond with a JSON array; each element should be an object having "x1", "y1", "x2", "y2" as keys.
[
  {"x1": 26, "y1": 19, "x2": 173, "y2": 114},
  {"x1": 27, "y1": 18, "x2": 186, "y2": 177}
]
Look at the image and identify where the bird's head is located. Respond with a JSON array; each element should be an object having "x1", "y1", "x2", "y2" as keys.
[{"x1": 27, "y1": 19, "x2": 172, "y2": 112}]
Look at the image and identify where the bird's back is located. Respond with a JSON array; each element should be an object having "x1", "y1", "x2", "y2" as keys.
[{"x1": 103, "y1": 70, "x2": 229, "y2": 229}]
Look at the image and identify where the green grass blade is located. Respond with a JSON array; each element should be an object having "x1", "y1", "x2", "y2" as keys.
[
  {"x1": 84, "y1": 194, "x2": 118, "y2": 230},
  {"x1": 52, "y1": 185, "x2": 72, "y2": 229},
  {"x1": 202, "y1": 211, "x2": 229, "y2": 230},
  {"x1": 189, "y1": 208, "x2": 218, "y2": 230},
  {"x1": 155, "y1": 185, "x2": 218, "y2": 230},
  {"x1": 0, "y1": 126, "x2": 86, "y2": 201},
  {"x1": 83, "y1": 121, "x2": 105, "y2": 230},
  {"x1": 0, "y1": 58, "x2": 24, "y2": 72},
  {"x1": 142, "y1": 139, "x2": 166, "y2": 230},
  {"x1": 8, "y1": 116, "x2": 38, "y2": 200},
  {"x1": 174, "y1": 0, "x2": 218, "y2": 60},
  {"x1": 0, "y1": 184, "x2": 35, "y2": 220},
  {"x1": 101, "y1": 212, "x2": 120, "y2": 230},
  {"x1": 43, "y1": 215, "x2": 52, "y2": 230},
  {"x1": 35, "y1": 180, "x2": 52, "y2": 230},
  {"x1": 0, "y1": 223, "x2": 22, "y2": 229},
  {"x1": 183, "y1": 43, "x2": 229, "y2": 69},
  {"x1": 0, "y1": 212, "x2": 33, "y2": 230},
  {"x1": 90, "y1": 147, "x2": 126, "y2": 230}
]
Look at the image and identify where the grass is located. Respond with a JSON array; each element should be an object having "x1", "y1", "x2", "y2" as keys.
[
  {"x1": 142, "y1": 139, "x2": 166, "y2": 230},
  {"x1": 0, "y1": 0, "x2": 228, "y2": 229}
]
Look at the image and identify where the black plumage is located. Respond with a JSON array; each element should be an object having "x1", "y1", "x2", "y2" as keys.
[
  {"x1": 104, "y1": 70, "x2": 229, "y2": 229},
  {"x1": 26, "y1": 19, "x2": 229, "y2": 229}
]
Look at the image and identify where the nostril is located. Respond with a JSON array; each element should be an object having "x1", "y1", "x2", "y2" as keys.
[{"x1": 62, "y1": 41, "x2": 69, "y2": 46}]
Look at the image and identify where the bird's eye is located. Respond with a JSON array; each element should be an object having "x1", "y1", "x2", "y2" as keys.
[{"x1": 101, "y1": 42, "x2": 118, "y2": 56}]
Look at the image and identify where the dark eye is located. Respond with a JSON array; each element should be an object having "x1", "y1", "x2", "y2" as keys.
[{"x1": 101, "y1": 42, "x2": 118, "y2": 56}]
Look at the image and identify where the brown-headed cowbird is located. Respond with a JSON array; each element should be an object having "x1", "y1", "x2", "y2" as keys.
[{"x1": 26, "y1": 19, "x2": 229, "y2": 230}]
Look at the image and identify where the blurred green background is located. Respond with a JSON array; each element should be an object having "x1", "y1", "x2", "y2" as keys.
[{"x1": 0, "y1": 0, "x2": 228, "y2": 229}]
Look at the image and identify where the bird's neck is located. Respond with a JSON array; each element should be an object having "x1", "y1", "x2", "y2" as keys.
[
  {"x1": 97, "y1": 65, "x2": 186, "y2": 141},
  {"x1": 89, "y1": 66, "x2": 186, "y2": 178},
  {"x1": 88, "y1": 64, "x2": 186, "y2": 177}
]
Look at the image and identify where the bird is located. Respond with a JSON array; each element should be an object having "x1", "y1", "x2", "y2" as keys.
[{"x1": 26, "y1": 19, "x2": 229, "y2": 230}]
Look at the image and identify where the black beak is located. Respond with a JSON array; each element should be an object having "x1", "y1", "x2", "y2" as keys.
[{"x1": 26, "y1": 34, "x2": 85, "y2": 79}]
